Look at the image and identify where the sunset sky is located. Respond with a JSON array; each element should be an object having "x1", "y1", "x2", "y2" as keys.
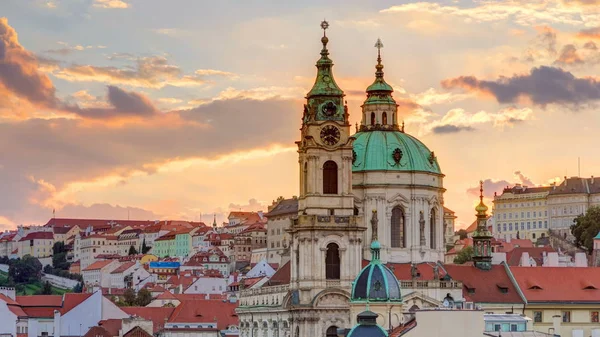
[{"x1": 2, "y1": 0, "x2": 600, "y2": 230}]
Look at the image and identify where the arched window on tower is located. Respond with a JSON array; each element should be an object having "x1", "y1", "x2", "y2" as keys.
[
  {"x1": 323, "y1": 161, "x2": 338, "y2": 194},
  {"x1": 326, "y1": 326, "x2": 338, "y2": 337},
  {"x1": 391, "y1": 207, "x2": 405, "y2": 248},
  {"x1": 303, "y1": 162, "x2": 308, "y2": 195},
  {"x1": 371, "y1": 112, "x2": 375, "y2": 125},
  {"x1": 430, "y1": 208, "x2": 436, "y2": 249},
  {"x1": 354, "y1": 207, "x2": 359, "y2": 216},
  {"x1": 325, "y1": 243, "x2": 340, "y2": 280},
  {"x1": 382, "y1": 112, "x2": 388, "y2": 125}
]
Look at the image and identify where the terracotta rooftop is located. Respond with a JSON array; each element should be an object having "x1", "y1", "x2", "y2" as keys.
[
  {"x1": 511, "y1": 267, "x2": 600, "y2": 303},
  {"x1": 122, "y1": 307, "x2": 176, "y2": 333},
  {"x1": 83, "y1": 260, "x2": 115, "y2": 271},
  {"x1": 264, "y1": 262, "x2": 290, "y2": 286},
  {"x1": 19, "y1": 231, "x2": 53, "y2": 241},
  {"x1": 168, "y1": 299, "x2": 238, "y2": 330},
  {"x1": 444, "y1": 264, "x2": 524, "y2": 304},
  {"x1": 506, "y1": 247, "x2": 556, "y2": 266},
  {"x1": 110, "y1": 261, "x2": 136, "y2": 274},
  {"x1": 123, "y1": 326, "x2": 153, "y2": 337},
  {"x1": 60, "y1": 293, "x2": 93, "y2": 314},
  {"x1": 83, "y1": 326, "x2": 112, "y2": 337},
  {"x1": 266, "y1": 198, "x2": 298, "y2": 217},
  {"x1": 16, "y1": 295, "x2": 63, "y2": 307},
  {"x1": 98, "y1": 319, "x2": 122, "y2": 337}
]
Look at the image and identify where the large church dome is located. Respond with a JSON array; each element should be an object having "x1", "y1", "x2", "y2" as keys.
[{"x1": 353, "y1": 131, "x2": 441, "y2": 174}]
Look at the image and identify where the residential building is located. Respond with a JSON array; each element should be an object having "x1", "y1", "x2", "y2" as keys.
[
  {"x1": 181, "y1": 248, "x2": 230, "y2": 277},
  {"x1": 233, "y1": 222, "x2": 266, "y2": 264},
  {"x1": 17, "y1": 232, "x2": 54, "y2": 258},
  {"x1": 265, "y1": 197, "x2": 297, "y2": 265},
  {"x1": 109, "y1": 261, "x2": 152, "y2": 289},
  {"x1": 548, "y1": 176, "x2": 600, "y2": 240},
  {"x1": 82, "y1": 260, "x2": 120, "y2": 287},
  {"x1": 174, "y1": 229, "x2": 193, "y2": 257},
  {"x1": 148, "y1": 261, "x2": 180, "y2": 282},
  {"x1": 0, "y1": 233, "x2": 16, "y2": 257},
  {"x1": 184, "y1": 276, "x2": 228, "y2": 295},
  {"x1": 493, "y1": 184, "x2": 552, "y2": 241},
  {"x1": 153, "y1": 233, "x2": 176, "y2": 258}
]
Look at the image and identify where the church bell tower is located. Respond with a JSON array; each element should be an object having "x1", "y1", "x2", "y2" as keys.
[{"x1": 289, "y1": 21, "x2": 365, "y2": 310}]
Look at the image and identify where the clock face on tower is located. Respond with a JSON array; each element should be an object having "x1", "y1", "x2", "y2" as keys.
[{"x1": 320, "y1": 125, "x2": 340, "y2": 146}]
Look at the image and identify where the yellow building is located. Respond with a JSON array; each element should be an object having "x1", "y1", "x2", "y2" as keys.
[
  {"x1": 140, "y1": 254, "x2": 158, "y2": 265},
  {"x1": 492, "y1": 185, "x2": 552, "y2": 241}
]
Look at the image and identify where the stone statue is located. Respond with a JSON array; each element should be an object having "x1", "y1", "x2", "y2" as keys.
[
  {"x1": 419, "y1": 211, "x2": 426, "y2": 246},
  {"x1": 433, "y1": 264, "x2": 439, "y2": 280},
  {"x1": 370, "y1": 209, "x2": 379, "y2": 242},
  {"x1": 410, "y1": 263, "x2": 418, "y2": 279}
]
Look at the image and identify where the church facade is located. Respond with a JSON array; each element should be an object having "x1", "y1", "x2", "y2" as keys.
[{"x1": 236, "y1": 22, "x2": 449, "y2": 337}]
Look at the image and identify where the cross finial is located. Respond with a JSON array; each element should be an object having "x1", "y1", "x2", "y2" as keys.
[
  {"x1": 320, "y1": 20, "x2": 329, "y2": 36},
  {"x1": 375, "y1": 38, "x2": 384, "y2": 58},
  {"x1": 479, "y1": 180, "x2": 484, "y2": 202}
]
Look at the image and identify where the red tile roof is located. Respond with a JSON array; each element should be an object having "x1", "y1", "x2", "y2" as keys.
[
  {"x1": 361, "y1": 262, "x2": 448, "y2": 281},
  {"x1": 111, "y1": 262, "x2": 136, "y2": 274},
  {"x1": 511, "y1": 267, "x2": 600, "y2": 303},
  {"x1": 19, "y1": 231, "x2": 54, "y2": 241},
  {"x1": 443, "y1": 264, "x2": 524, "y2": 304},
  {"x1": 156, "y1": 291, "x2": 177, "y2": 300},
  {"x1": 16, "y1": 295, "x2": 62, "y2": 307},
  {"x1": 265, "y1": 261, "x2": 290, "y2": 286},
  {"x1": 123, "y1": 326, "x2": 153, "y2": 337},
  {"x1": 168, "y1": 299, "x2": 238, "y2": 330},
  {"x1": 61, "y1": 293, "x2": 93, "y2": 314},
  {"x1": 83, "y1": 260, "x2": 115, "y2": 271},
  {"x1": 22, "y1": 307, "x2": 56, "y2": 318},
  {"x1": 506, "y1": 247, "x2": 556, "y2": 266},
  {"x1": 122, "y1": 307, "x2": 176, "y2": 333},
  {"x1": 98, "y1": 319, "x2": 122, "y2": 337},
  {"x1": 83, "y1": 326, "x2": 112, "y2": 337}
]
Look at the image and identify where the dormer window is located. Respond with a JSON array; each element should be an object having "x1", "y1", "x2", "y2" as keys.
[{"x1": 529, "y1": 285, "x2": 542, "y2": 290}]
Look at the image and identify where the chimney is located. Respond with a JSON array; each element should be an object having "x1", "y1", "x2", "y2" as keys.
[
  {"x1": 546, "y1": 252, "x2": 559, "y2": 267},
  {"x1": 552, "y1": 315, "x2": 561, "y2": 336},
  {"x1": 53, "y1": 310, "x2": 61, "y2": 337},
  {"x1": 205, "y1": 293, "x2": 209, "y2": 300},
  {"x1": 520, "y1": 252, "x2": 531, "y2": 267},
  {"x1": 574, "y1": 252, "x2": 588, "y2": 267},
  {"x1": 564, "y1": 176, "x2": 568, "y2": 186}
]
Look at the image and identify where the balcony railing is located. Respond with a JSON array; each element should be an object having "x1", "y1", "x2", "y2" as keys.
[{"x1": 400, "y1": 280, "x2": 462, "y2": 289}]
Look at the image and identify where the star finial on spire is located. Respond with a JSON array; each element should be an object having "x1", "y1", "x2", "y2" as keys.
[{"x1": 320, "y1": 20, "x2": 329, "y2": 36}]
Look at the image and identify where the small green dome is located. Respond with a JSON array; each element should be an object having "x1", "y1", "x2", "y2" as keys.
[
  {"x1": 351, "y1": 262, "x2": 401, "y2": 302},
  {"x1": 352, "y1": 131, "x2": 441, "y2": 174}
]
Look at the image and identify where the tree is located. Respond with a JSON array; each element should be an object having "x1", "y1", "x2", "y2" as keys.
[
  {"x1": 453, "y1": 246, "x2": 474, "y2": 264},
  {"x1": 123, "y1": 288, "x2": 136, "y2": 306},
  {"x1": 128, "y1": 245, "x2": 138, "y2": 256},
  {"x1": 73, "y1": 282, "x2": 83, "y2": 293},
  {"x1": 52, "y1": 252, "x2": 70, "y2": 271},
  {"x1": 53, "y1": 241, "x2": 66, "y2": 255},
  {"x1": 40, "y1": 281, "x2": 53, "y2": 295},
  {"x1": 456, "y1": 229, "x2": 468, "y2": 240},
  {"x1": 571, "y1": 206, "x2": 600, "y2": 254},
  {"x1": 9, "y1": 255, "x2": 42, "y2": 284},
  {"x1": 141, "y1": 239, "x2": 151, "y2": 254},
  {"x1": 136, "y1": 288, "x2": 152, "y2": 306}
]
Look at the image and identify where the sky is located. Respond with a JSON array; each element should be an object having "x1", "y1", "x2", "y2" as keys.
[{"x1": 1, "y1": 0, "x2": 600, "y2": 230}]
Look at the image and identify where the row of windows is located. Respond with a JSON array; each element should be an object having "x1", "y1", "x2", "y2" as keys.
[
  {"x1": 533, "y1": 310, "x2": 599, "y2": 323},
  {"x1": 497, "y1": 221, "x2": 548, "y2": 232},
  {"x1": 498, "y1": 201, "x2": 545, "y2": 208},
  {"x1": 500, "y1": 211, "x2": 547, "y2": 220},
  {"x1": 270, "y1": 228, "x2": 282, "y2": 235}
]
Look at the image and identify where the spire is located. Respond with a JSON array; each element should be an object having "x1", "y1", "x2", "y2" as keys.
[
  {"x1": 212, "y1": 214, "x2": 217, "y2": 228},
  {"x1": 306, "y1": 20, "x2": 344, "y2": 100},
  {"x1": 365, "y1": 38, "x2": 393, "y2": 94},
  {"x1": 473, "y1": 180, "x2": 492, "y2": 270}
]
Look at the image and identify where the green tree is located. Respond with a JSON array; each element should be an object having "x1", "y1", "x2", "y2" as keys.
[
  {"x1": 123, "y1": 288, "x2": 136, "y2": 306},
  {"x1": 52, "y1": 241, "x2": 66, "y2": 255},
  {"x1": 52, "y1": 252, "x2": 70, "y2": 271},
  {"x1": 455, "y1": 229, "x2": 468, "y2": 240},
  {"x1": 135, "y1": 288, "x2": 152, "y2": 306},
  {"x1": 40, "y1": 281, "x2": 53, "y2": 295},
  {"x1": 453, "y1": 246, "x2": 474, "y2": 264},
  {"x1": 9, "y1": 255, "x2": 42, "y2": 284},
  {"x1": 73, "y1": 282, "x2": 83, "y2": 293},
  {"x1": 128, "y1": 246, "x2": 138, "y2": 256},
  {"x1": 141, "y1": 239, "x2": 151, "y2": 254},
  {"x1": 571, "y1": 206, "x2": 600, "y2": 254}
]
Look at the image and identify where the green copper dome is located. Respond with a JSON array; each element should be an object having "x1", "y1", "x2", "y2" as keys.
[{"x1": 352, "y1": 131, "x2": 441, "y2": 174}]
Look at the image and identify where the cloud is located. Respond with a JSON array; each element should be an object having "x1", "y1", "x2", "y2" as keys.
[
  {"x1": 194, "y1": 69, "x2": 239, "y2": 79},
  {"x1": 466, "y1": 171, "x2": 543, "y2": 199},
  {"x1": 52, "y1": 56, "x2": 213, "y2": 89},
  {"x1": 410, "y1": 87, "x2": 472, "y2": 106},
  {"x1": 431, "y1": 124, "x2": 474, "y2": 134},
  {"x1": 425, "y1": 107, "x2": 533, "y2": 135},
  {"x1": 228, "y1": 198, "x2": 268, "y2": 212},
  {"x1": 0, "y1": 17, "x2": 58, "y2": 108},
  {"x1": 577, "y1": 27, "x2": 600, "y2": 40},
  {"x1": 44, "y1": 42, "x2": 106, "y2": 56},
  {"x1": 554, "y1": 44, "x2": 584, "y2": 65},
  {"x1": 93, "y1": 0, "x2": 130, "y2": 9},
  {"x1": 213, "y1": 86, "x2": 305, "y2": 101},
  {"x1": 380, "y1": 1, "x2": 599, "y2": 27},
  {"x1": 441, "y1": 66, "x2": 600, "y2": 106}
]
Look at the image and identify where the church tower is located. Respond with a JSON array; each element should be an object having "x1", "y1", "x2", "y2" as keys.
[
  {"x1": 288, "y1": 21, "x2": 366, "y2": 336},
  {"x1": 472, "y1": 181, "x2": 493, "y2": 270}
]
